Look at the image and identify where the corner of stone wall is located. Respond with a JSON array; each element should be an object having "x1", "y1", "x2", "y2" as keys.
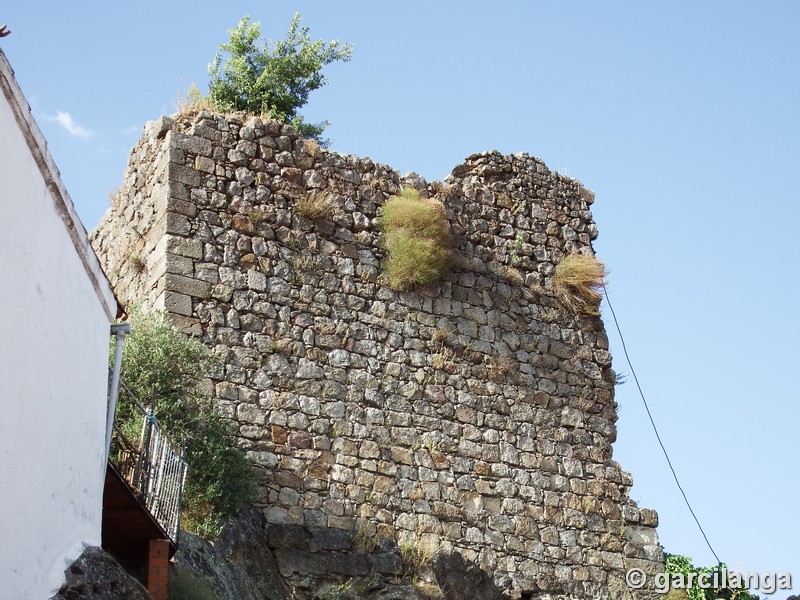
[{"x1": 89, "y1": 116, "x2": 176, "y2": 311}]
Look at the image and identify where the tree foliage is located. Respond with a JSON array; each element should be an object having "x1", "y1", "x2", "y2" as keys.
[
  {"x1": 117, "y1": 309, "x2": 255, "y2": 538},
  {"x1": 208, "y1": 13, "x2": 352, "y2": 143},
  {"x1": 664, "y1": 554, "x2": 760, "y2": 600}
]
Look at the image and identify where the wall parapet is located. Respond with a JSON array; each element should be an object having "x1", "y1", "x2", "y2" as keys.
[{"x1": 91, "y1": 111, "x2": 662, "y2": 598}]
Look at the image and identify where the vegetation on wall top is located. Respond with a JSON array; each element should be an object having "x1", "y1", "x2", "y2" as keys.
[{"x1": 207, "y1": 12, "x2": 352, "y2": 144}]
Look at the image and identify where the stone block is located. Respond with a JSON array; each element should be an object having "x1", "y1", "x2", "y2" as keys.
[
  {"x1": 165, "y1": 211, "x2": 191, "y2": 236},
  {"x1": 368, "y1": 552, "x2": 403, "y2": 575},
  {"x1": 625, "y1": 525, "x2": 659, "y2": 546},
  {"x1": 266, "y1": 525, "x2": 311, "y2": 550},
  {"x1": 194, "y1": 155, "x2": 215, "y2": 174},
  {"x1": 275, "y1": 548, "x2": 325, "y2": 576},
  {"x1": 327, "y1": 552, "x2": 368, "y2": 577},
  {"x1": 165, "y1": 234, "x2": 202, "y2": 259},
  {"x1": 169, "y1": 131, "x2": 212, "y2": 156},
  {"x1": 162, "y1": 291, "x2": 192, "y2": 316},
  {"x1": 167, "y1": 163, "x2": 202, "y2": 187},
  {"x1": 639, "y1": 508, "x2": 659, "y2": 527},
  {"x1": 164, "y1": 273, "x2": 211, "y2": 299},
  {"x1": 164, "y1": 253, "x2": 194, "y2": 276},
  {"x1": 248, "y1": 269, "x2": 266, "y2": 291},
  {"x1": 308, "y1": 527, "x2": 351, "y2": 552}
]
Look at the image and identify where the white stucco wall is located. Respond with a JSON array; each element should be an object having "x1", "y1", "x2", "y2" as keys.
[{"x1": 0, "y1": 51, "x2": 117, "y2": 599}]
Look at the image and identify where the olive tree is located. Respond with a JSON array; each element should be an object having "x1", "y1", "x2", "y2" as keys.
[
  {"x1": 117, "y1": 309, "x2": 255, "y2": 538},
  {"x1": 208, "y1": 12, "x2": 352, "y2": 143}
]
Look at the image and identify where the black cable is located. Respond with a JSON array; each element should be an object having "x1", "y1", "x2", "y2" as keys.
[{"x1": 602, "y1": 286, "x2": 722, "y2": 565}]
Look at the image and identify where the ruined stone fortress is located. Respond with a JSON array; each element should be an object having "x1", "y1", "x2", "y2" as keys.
[{"x1": 91, "y1": 111, "x2": 662, "y2": 598}]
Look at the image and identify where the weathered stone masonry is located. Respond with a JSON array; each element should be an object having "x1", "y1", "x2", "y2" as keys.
[{"x1": 92, "y1": 111, "x2": 662, "y2": 598}]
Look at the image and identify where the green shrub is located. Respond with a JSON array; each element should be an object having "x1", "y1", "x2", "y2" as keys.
[
  {"x1": 381, "y1": 188, "x2": 450, "y2": 291},
  {"x1": 117, "y1": 308, "x2": 256, "y2": 538},
  {"x1": 664, "y1": 554, "x2": 760, "y2": 600},
  {"x1": 383, "y1": 233, "x2": 450, "y2": 291},
  {"x1": 208, "y1": 13, "x2": 352, "y2": 144},
  {"x1": 315, "y1": 580, "x2": 352, "y2": 600},
  {"x1": 382, "y1": 188, "x2": 450, "y2": 242}
]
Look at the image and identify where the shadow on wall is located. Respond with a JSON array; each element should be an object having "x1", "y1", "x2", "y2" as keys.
[{"x1": 171, "y1": 507, "x2": 510, "y2": 600}]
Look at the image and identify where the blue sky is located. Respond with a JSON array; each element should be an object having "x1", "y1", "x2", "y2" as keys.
[{"x1": 4, "y1": 1, "x2": 798, "y2": 589}]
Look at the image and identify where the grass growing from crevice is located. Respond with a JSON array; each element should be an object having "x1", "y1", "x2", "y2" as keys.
[
  {"x1": 381, "y1": 188, "x2": 450, "y2": 291},
  {"x1": 351, "y1": 520, "x2": 378, "y2": 555},
  {"x1": 500, "y1": 265, "x2": 524, "y2": 285},
  {"x1": 314, "y1": 580, "x2": 352, "y2": 600},
  {"x1": 553, "y1": 253, "x2": 606, "y2": 316},
  {"x1": 399, "y1": 539, "x2": 438, "y2": 573},
  {"x1": 298, "y1": 191, "x2": 334, "y2": 220},
  {"x1": 176, "y1": 83, "x2": 216, "y2": 117}
]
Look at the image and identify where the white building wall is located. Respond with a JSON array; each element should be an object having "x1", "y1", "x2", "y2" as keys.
[{"x1": 0, "y1": 50, "x2": 117, "y2": 599}]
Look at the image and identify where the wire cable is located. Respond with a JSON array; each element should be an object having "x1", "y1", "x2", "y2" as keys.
[{"x1": 602, "y1": 286, "x2": 722, "y2": 565}]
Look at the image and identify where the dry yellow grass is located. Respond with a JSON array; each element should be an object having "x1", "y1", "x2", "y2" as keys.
[
  {"x1": 489, "y1": 355, "x2": 516, "y2": 380},
  {"x1": 382, "y1": 188, "x2": 448, "y2": 242},
  {"x1": 553, "y1": 253, "x2": 606, "y2": 316},
  {"x1": 381, "y1": 188, "x2": 450, "y2": 291},
  {"x1": 176, "y1": 83, "x2": 215, "y2": 116},
  {"x1": 501, "y1": 265, "x2": 524, "y2": 285},
  {"x1": 297, "y1": 191, "x2": 334, "y2": 219}
]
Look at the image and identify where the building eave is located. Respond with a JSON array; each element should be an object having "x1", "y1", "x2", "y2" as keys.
[{"x1": 0, "y1": 47, "x2": 119, "y2": 320}]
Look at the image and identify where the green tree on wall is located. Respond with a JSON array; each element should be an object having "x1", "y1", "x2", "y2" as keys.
[{"x1": 208, "y1": 13, "x2": 352, "y2": 144}]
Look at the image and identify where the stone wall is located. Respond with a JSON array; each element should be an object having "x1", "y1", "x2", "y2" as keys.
[{"x1": 91, "y1": 111, "x2": 662, "y2": 599}]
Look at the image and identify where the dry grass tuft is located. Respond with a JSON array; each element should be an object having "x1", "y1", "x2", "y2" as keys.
[
  {"x1": 414, "y1": 581, "x2": 445, "y2": 600},
  {"x1": 429, "y1": 346, "x2": 455, "y2": 372},
  {"x1": 579, "y1": 186, "x2": 596, "y2": 205},
  {"x1": 352, "y1": 520, "x2": 378, "y2": 555},
  {"x1": 383, "y1": 234, "x2": 449, "y2": 291},
  {"x1": 432, "y1": 327, "x2": 457, "y2": 346},
  {"x1": 488, "y1": 355, "x2": 516, "y2": 380},
  {"x1": 297, "y1": 191, "x2": 334, "y2": 220},
  {"x1": 293, "y1": 254, "x2": 317, "y2": 272},
  {"x1": 553, "y1": 253, "x2": 606, "y2": 316},
  {"x1": 107, "y1": 186, "x2": 122, "y2": 207},
  {"x1": 297, "y1": 138, "x2": 321, "y2": 157},
  {"x1": 128, "y1": 252, "x2": 145, "y2": 274},
  {"x1": 528, "y1": 281, "x2": 545, "y2": 297},
  {"x1": 247, "y1": 209, "x2": 266, "y2": 225},
  {"x1": 501, "y1": 265, "x2": 524, "y2": 286},
  {"x1": 381, "y1": 188, "x2": 450, "y2": 291},
  {"x1": 177, "y1": 83, "x2": 215, "y2": 116},
  {"x1": 382, "y1": 188, "x2": 448, "y2": 240},
  {"x1": 399, "y1": 539, "x2": 438, "y2": 571}
]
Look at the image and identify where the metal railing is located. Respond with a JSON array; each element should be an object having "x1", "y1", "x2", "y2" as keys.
[{"x1": 110, "y1": 381, "x2": 188, "y2": 543}]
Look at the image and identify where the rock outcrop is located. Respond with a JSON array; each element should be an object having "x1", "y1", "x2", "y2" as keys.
[
  {"x1": 52, "y1": 547, "x2": 151, "y2": 600},
  {"x1": 172, "y1": 507, "x2": 290, "y2": 600}
]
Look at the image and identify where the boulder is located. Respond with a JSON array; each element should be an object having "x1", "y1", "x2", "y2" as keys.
[{"x1": 52, "y1": 547, "x2": 151, "y2": 600}]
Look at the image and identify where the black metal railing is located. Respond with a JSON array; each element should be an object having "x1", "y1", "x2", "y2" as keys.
[{"x1": 110, "y1": 381, "x2": 188, "y2": 543}]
